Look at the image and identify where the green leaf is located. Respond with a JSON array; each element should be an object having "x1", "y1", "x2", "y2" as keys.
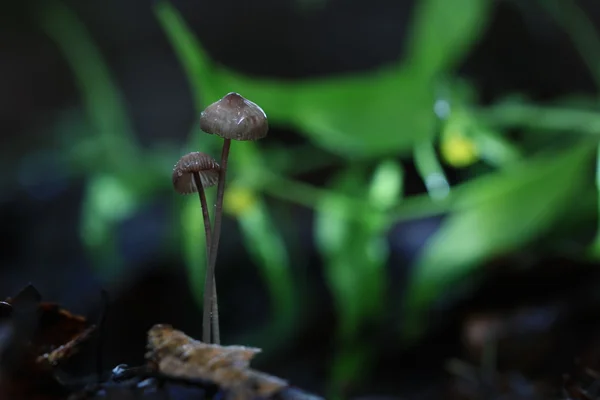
[
  {"x1": 315, "y1": 168, "x2": 388, "y2": 341},
  {"x1": 472, "y1": 127, "x2": 522, "y2": 168},
  {"x1": 536, "y1": 0, "x2": 600, "y2": 90},
  {"x1": 327, "y1": 342, "x2": 374, "y2": 400},
  {"x1": 291, "y1": 69, "x2": 435, "y2": 157},
  {"x1": 406, "y1": 0, "x2": 492, "y2": 77},
  {"x1": 368, "y1": 159, "x2": 405, "y2": 211},
  {"x1": 403, "y1": 142, "x2": 596, "y2": 338},
  {"x1": 180, "y1": 194, "x2": 211, "y2": 308},
  {"x1": 152, "y1": 0, "x2": 218, "y2": 109},
  {"x1": 80, "y1": 174, "x2": 139, "y2": 279},
  {"x1": 413, "y1": 140, "x2": 450, "y2": 200},
  {"x1": 588, "y1": 143, "x2": 600, "y2": 257},
  {"x1": 236, "y1": 195, "x2": 297, "y2": 336},
  {"x1": 35, "y1": 0, "x2": 139, "y2": 175},
  {"x1": 441, "y1": 107, "x2": 522, "y2": 168},
  {"x1": 153, "y1": 1, "x2": 492, "y2": 158},
  {"x1": 315, "y1": 167, "x2": 390, "y2": 398}
]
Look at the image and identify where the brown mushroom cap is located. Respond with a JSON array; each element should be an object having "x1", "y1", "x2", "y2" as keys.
[
  {"x1": 172, "y1": 152, "x2": 220, "y2": 195},
  {"x1": 199, "y1": 92, "x2": 268, "y2": 141}
]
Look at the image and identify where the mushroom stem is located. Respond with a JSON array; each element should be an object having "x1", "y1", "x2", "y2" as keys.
[
  {"x1": 192, "y1": 172, "x2": 220, "y2": 344},
  {"x1": 206, "y1": 138, "x2": 231, "y2": 345}
]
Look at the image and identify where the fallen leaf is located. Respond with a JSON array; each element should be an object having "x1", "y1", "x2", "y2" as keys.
[
  {"x1": 0, "y1": 285, "x2": 97, "y2": 400},
  {"x1": 146, "y1": 324, "x2": 288, "y2": 400}
]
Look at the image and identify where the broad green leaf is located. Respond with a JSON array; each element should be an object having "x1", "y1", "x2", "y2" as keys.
[
  {"x1": 291, "y1": 69, "x2": 434, "y2": 157},
  {"x1": 152, "y1": 1, "x2": 295, "y2": 119},
  {"x1": 403, "y1": 142, "x2": 595, "y2": 338},
  {"x1": 406, "y1": 0, "x2": 492, "y2": 77},
  {"x1": 153, "y1": 1, "x2": 491, "y2": 158}
]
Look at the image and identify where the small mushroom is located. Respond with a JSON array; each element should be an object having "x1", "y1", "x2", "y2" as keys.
[
  {"x1": 172, "y1": 152, "x2": 219, "y2": 195},
  {"x1": 172, "y1": 152, "x2": 221, "y2": 343},
  {"x1": 200, "y1": 92, "x2": 268, "y2": 142},
  {"x1": 199, "y1": 93, "x2": 268, "y2": 345}
]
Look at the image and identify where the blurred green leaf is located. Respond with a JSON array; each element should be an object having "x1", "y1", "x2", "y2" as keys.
[
  {"x1": 80, "y1": 174, "x2": 139, "y2": 279},
  {"x1": 440, "y1": 107, "x2": 522, "y2": 168},
  {"x1": 589, "y1": 144, "x2": 600, "y2": 257},
  {"x1": 414, "y1": 140, "x2": 450, "y2": 200},
  {"x1": 223, "y1": 141, "x2": 298, "y2": 344},
  {"x1": 368, "y1": 159, "x2": 405, "y2": 211},
  {"x1": 536, "y1": 0, "x2": 600, "y2": 89},
  {"x1": 403, "y1": 142, "x2": 595, "y2": 338},
  {"x1": 406, "y1": 0, "x2": 492, "y2": 77},
  {"x1": 153, "y1": 0, "x2": 492, "y2": 158},
  {"x1": 236, "y1": 193, "x2": 297, "y2": 339},
  {"x1": 180, "y1": 193, "x2": 212, "y2": 308},
  {"x1": 328, "y1": 342, "x2": 374, "y2": 400},
  {"x1": 291, "y1": 70, "x2": 434, "y2": 157},
  {"x1": 476, "y1": 102, "x2": 600, "y2": 135},
  {"x1": 151, "y1": 1, "x2": 217, "y2": 110},
  {"x1": 316, "y1": 168, "x2": 382, "y2": 341},
  {"x1": 36, "y1": 0, "x2": 159, "y2": 285},
  {"x1": 227, "y1": 141, "x2": 269, "y2": 187},
  {"x1": 35, "y1": 0, "x2": 139, "y2": 175},
  {"x1": 316, "y1": 166, "x2": 391, "y2": 397},
  {"x1": 472, "y1": 127, "x2": 522, "y2": 168}
]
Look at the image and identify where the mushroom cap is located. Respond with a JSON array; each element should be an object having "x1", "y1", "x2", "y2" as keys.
[
  {"x1": 199, "y1": 92, "x2": 268, "y2": 141},
  {"x1": 172, "y1": 152, "x2": 220, "y2": 195}
]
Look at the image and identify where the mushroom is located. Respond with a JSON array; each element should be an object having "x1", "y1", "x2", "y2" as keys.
[
  {"x1": 172, "y1": 151, "x2": 221, "y2": 343},
  {"x1": 199, "y1": 92, "x2": 268, "y2": 345}
]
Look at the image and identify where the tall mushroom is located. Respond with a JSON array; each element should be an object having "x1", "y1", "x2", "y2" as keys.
[
  {"x1": 199, "y1": 92, "x2": 268, "y2": 345},
  {"x1": 172, "y1": 151, "x2": 221, "y2": 343}
]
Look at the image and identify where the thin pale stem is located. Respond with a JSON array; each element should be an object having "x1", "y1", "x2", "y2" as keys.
[
  {"x1": 206, "y1": 139, "x2": 231, "y2": 345},
  {"x1": 193, "y1": 172, "x2": 219, "y2": 344}
]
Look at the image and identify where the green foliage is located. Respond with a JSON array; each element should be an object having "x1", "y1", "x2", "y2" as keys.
[
  {"x1": 406, "y1": 0, "x2": 492, "y2": 77},
  {"x1": 80, "y1": 175, "x2": 139, "y2": 279},
  {"x1": 180, "y1": 193, "x2": 211, "y2": 308},
  {"x1": 236, "y1": 194, "x2": 297, "y2": 343},
  {"x1": 34, "y1": 0, "x2": 600, "y2": 397},
  {"x1": 153, "y1": 0, "x2": 491, "y2": 158},
  {"x1": 404, "y1": 142, "x2": 596, "y2": 339},
  {"x1": 413, "y1": 140, "x2": 450, "y2": 200},
  {"x1": 36, "y1": 0, "x2": 141, "y2": 278},
  {"x1": 316, "y1": 160, "x2": 402, "y2": 393},
  {"x1": 35, "y1": 0, "x2": 139, "y2": 176}
]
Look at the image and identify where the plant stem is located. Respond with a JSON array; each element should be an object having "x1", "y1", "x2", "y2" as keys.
[
  {"x1": 206, "y1": 139, "x2": 231, "y2": 345},
  {"x1": 193, "y1": 172, "x2": 219, "y2": 344}
]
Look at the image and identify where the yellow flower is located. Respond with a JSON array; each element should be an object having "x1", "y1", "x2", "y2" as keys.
[
  {"x1": 224, "y1": 185, "x2": 258, "y2": 216},
  {"x1": 440, "y1": 124, "x2": 479, "y2": 168}
]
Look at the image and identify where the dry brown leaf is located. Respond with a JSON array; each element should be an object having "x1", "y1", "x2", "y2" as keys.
[
  {"x1": 36, "y1": 325, "x2": 96, "y2": 367},
  {"x1": 0, "y1": 285, "x2": 97, "y2": 400},
  {"x1": 146, "y1": 324, "x2": 288, "y2": 400}
]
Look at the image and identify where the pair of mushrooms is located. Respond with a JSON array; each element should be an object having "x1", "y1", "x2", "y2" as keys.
[{"x1": 172, "y1": 93, "x2": 268, "y2": 344}]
